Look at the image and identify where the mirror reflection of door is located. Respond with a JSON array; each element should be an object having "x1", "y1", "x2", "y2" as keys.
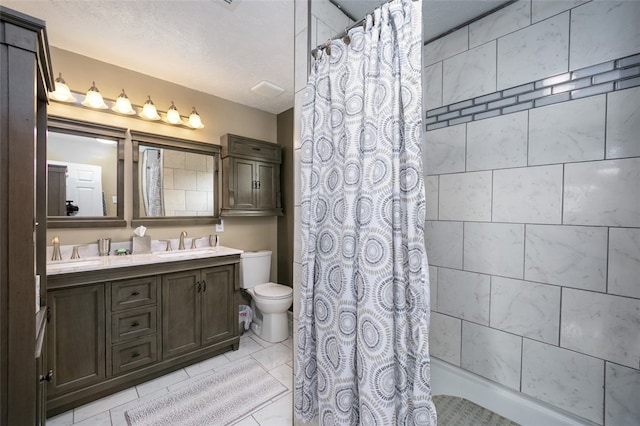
[{"x1": 48, "y1": 160, "x2": 104, "y2": 216}]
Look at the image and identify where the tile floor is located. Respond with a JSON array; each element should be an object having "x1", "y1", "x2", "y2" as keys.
[{"x1": 46, "y1": 330, "x2": 294, "y2": 426}]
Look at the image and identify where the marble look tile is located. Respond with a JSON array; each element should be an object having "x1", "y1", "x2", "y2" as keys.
[
  {"x1": 225, "y1": 335, "x2": 265, "y2": 362},
  {"x1": 250, "y1": 333, "x2": 277, "y2": 348},
  {"x1": 605, "y1": 363, "x2": 640, "y2": 426},
  {"x1": 561, "y1": 288, "x2": 640, "y2": 369},
  {"x1": 525, "y1": 224, "x2": 608, "y2": 291},
  {"x1": 293, "y1": 91, "x2": 305, "y2": 150},
  {"x1": 521, "y1": 339, "x2": 604, "y2": 424},
  {"x1": 490, "y1": 276, "x2": 560, "y2": 344},
  {"x1": 531, "y1": 0, "x2": 588, "y2": 23},
  {"x1": 184, "y1": 353, "x2": 231, "y2": 377},
  {"x1": 294, "y1": 0, "x2": 307, "y2": 35},
  {"x1": 464, "y1": 222, "x2": 525, "y2": 279},
  {"x1": 425, "y1": 221, "x2": 463, "y2": 269},
  {"x1": 606, "y1": 86, "x2": 640, "y2": 159},
  {"x1": 461, "y1": 322, "x2": 522, "y2": 391},
  {"x1": 235, "y1": 415, "x2": 260, "y2": 426},
  {"x1": 443, "y1": 42, "x2": 497, "y2": 105},
  {"x1": 608, "y1": 228, "x2": 640, "y2": 299},
  {"x1": 529, "y1": 95, "x2": 606, "y2": 166},
  {"x1": 429, "y1": 265, "x2": 438, "y2": 311},
  {"x1": 252, "y1": 343, "x2": 293, "y2": 371},
  {"x1": 466, "y1": 111, "x2": 528, "y2": 171},
  {"x1": 294, "y1": 148, "x2": 301, "y2": 206},
  {"x1": 135, "y1": 369, "x2": 189, "y2": 397},
  {"x1": 311, "y1": 1, "x2": 351, "y2": 35},
  {"x1": 73, "y1": 411, "x2": 112, "y2": 426},
  {"x1": 424, "y1": 124, "x2": 466, "y2": 175},
  {"x1": 497, "y1": 13, "x2": 569, "y2": 90},
  {"x1": 73, "y1": 387, "x2": 138, "y2": 422},
  {"x1": 424, "y1": 62, "x2": 443, "y2": 110},
  {"x1": 570, "y1": 1, "x2": 640, "y2": 70},
  {"x1": 437, "y1": 268, "x2": 490, "y2": 325},
  {"x1": 564, "y1": 158, "x2": 640, "y2": 227},
  {"x1": 493, "y1": 165, "x2": 563, "y2": 224},
  {"x1": 469, "y1": 0, "x2": 530, "y2": 48},
  {"x1": 270, "y1": 363, "x2": 293, "y2": 390},
  {"x1": 252, "y1": 391, "x2": 293, "y2": 425},
  {"x1": 423, "y1": 27, "x2": 468, "y2": 66},
  {"x1": 45, "y1": 410, "x2": 73, "y2": 426},
  {"x1": 429, "y1": 312, "x2": 462, "y2": 366},
  {"x1": 439, "y1": 171, "x2": 492, "y2": 222},
  {"x1": 425, "y1": 175, "x2": 438, "y2": 220}
]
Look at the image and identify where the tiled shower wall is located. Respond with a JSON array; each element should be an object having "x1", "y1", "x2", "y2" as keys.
[{"x1": 423, "y1": 1, "x2": 640, "y2": 425}]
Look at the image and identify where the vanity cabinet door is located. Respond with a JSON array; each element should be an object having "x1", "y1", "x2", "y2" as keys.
[
  {"x1": 47, "y1": 284, "x2": 106, "y2": 397},
  {"x1": 201, "y1": 265, "x2": 236, "y2": 347},
  {"x1": 162, "y1": 270, "x2": 201, "y2": 358}
]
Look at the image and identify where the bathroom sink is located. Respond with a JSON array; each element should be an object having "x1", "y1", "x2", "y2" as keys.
[{"x1": 155, "y1": 249, "x2": 216, "y2": 259}]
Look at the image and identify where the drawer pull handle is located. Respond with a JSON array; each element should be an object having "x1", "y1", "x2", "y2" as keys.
[
  {"x1": 196, "y1": 281, "x2": 202, "y2": 292},
  {"x1": 39, "y1": 370, "x2": 54, "y2": 382},
  {"x1": 130, "y1": 321, "x2": 140, "y2": 327},
  {"x1": 252, "y1": 147, "x2": 261, "y2": 151},
  {"x1": 131, "y1": 291, "x2": 140, "y2": 296},
  {"x1": 131, "y1": 352, "x2": 140, "y2": 358}
]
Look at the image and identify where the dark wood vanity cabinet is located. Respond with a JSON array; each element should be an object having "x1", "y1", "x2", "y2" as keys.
[
  {"x1": 221, "y1": 134, "x2": 283, "y2": 216},
  {"x1": 46, "y1": 257, "x2": 240, "y2": 417},
  {"x1": 162, "y1": 265, "x2": 236, "y2": 359},
  {"x1": 47, "y1": 285, "x2": 106, "y2": 398}
]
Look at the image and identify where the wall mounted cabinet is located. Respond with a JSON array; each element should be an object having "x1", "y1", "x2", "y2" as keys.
[{"x1": 220, "y1": 134, "x2": 283, "y2": 216}]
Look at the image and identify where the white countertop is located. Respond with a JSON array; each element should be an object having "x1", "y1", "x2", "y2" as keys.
[{"x1": 47, "y1": 246, "x2": 243, "y2": 275}]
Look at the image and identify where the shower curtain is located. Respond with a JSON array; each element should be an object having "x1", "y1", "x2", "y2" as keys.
[{"x1": 295, "y1": 0, "x2": 436, "y2": 424}]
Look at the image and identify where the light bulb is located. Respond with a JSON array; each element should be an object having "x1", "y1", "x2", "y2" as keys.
[
  {"x1": 140, "y1": 95, "x2": 160, "y2": 120},
  {"x1": 112, "y1": 89, "x2": 135, "y2": 115},
  {"x1": 81, "y1": 81, "x2": 108, "y2": 109},
  {"x1": 188, "y1": 107, "x2": 204, "y2": 129},
  {"x1": 50, "y1": 73, "x2": 76, "y2": 102},
  {"x1": 166, "y1": 101, "x2": 182, "y2": 124}
]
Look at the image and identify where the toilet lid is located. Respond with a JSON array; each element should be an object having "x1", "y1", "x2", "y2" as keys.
[{"x1": 254, "y1": 283, "x2": 292, "y2": 300}]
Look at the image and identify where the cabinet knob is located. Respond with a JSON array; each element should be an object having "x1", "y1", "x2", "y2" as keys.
[
  {"x1": 131, "y1": 291, "x2": 140, "y2": 296},
  {"x1": 131, "y1": 352, "x2": 140, "y2": 359},
  {"x1": 202, "y1": 280, "x2": 207, "y2": 292},
  {"x1": 196, "y1": 281, "x2": 202, "y2": 292},
  {"x1": 39, "y1": 370, "x2": 54, "y2": 382},
  {"x1": 130, "y1": 321, "x2": 140, "y2": 327}
]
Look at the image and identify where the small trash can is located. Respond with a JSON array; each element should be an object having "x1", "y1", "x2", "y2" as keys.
[{"x1": 239, "y1": 304, "x2": 253, "y2": 335}]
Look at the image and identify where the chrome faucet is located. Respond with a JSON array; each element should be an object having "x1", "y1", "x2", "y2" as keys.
[
  {"x1": 51, "y1": 236, "x2": 62, "y2": 261},
  {"x1": 179, "y1": 231, "x2": 187, "y2": 250}
]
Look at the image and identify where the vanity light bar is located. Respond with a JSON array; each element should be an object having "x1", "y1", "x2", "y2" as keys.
[{"x1": 49, "y1": 76, "x2": 204, "y2": 130}]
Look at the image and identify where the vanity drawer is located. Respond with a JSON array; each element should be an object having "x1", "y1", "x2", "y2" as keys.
[
  {"x1": 112, "y1": 335, "x2": 157, "y2": 375},
  {"x1": 111, "y1": 306, "x2": 157, "y2": 343},
  {"x1": 111, "y1": 277, "x2": 157, "y2": 311}
]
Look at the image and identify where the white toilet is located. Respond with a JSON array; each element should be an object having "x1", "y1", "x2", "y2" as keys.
[{"x1": 240, "y1": 250, "x2": 293, "y2": 343}]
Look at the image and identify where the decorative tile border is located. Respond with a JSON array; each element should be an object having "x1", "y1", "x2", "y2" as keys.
[{"x1": 425, "y1": 53, "x2": 640, "y2": 131}]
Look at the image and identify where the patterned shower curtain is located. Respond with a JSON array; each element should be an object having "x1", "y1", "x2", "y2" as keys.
[{"x1": 295, "y1": 0, "x2": 436, "y2": 424}]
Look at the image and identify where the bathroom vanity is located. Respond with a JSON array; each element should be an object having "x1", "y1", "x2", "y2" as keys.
[{"x1": 45, "y1": 248, "x2": 241, "y2": 416}]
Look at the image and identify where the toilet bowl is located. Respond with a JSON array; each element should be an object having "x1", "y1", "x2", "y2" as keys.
[{"x1": 240, "y1": 251, "x2": 292, "y2": 343}]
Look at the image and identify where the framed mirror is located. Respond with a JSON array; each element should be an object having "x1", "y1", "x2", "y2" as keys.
[
  {"x1": 131, "y1": 130, "x2": 221, "y2": 227},
  {"x1": 47, "y1": 117, "x2": 126, "y2": 228}
]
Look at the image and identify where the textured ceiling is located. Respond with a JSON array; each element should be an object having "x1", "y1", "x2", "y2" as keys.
[{"x1": 3, "y1": 0, "x2": 509, "y2": 115}]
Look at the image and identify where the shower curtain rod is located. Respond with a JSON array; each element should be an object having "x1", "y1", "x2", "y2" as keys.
[{"x1": 313, "y1": 0, "x2": 419, "y2": 58}]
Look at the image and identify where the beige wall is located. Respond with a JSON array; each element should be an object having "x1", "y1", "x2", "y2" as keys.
[{"x1": 47, "y1": 47, "x2": 279, "y2": 279}]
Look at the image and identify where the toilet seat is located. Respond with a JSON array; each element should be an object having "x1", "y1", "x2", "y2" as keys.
[{"x1": 253, "y1": 282, "x2": 292, "y2": 300}]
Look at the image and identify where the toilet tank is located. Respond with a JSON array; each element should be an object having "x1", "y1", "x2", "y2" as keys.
[{"x1": 240, "y1": 250, "x2": 272, "y2": 288}]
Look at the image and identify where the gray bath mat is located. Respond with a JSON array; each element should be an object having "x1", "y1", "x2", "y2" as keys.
[
  {"x1": 125, "y1": 358, "x2": 287, "y2": 425},
  {"x1": 433, "y1": 394, "x2": 520, "y2": 426}
]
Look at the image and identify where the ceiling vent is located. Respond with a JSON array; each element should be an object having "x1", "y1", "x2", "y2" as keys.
[{"x1": 251, "y1": 80, "x2": 284, "y2": 98}]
